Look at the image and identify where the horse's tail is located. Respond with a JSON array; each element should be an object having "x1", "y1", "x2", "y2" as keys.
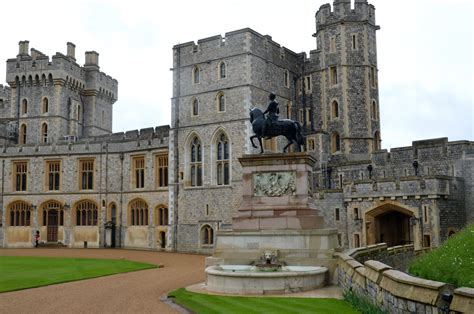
[{"x1": 294, "y1": 121, "x2": 305, "y2": 146}]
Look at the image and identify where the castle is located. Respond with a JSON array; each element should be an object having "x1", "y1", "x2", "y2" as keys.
[{"x1": 0, "y1": 0, "x2": 472, "y2": 253}]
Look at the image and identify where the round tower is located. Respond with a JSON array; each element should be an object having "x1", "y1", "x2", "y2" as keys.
[{"x1": 315, "y1": 0, "x2": 381, "y2": 157}]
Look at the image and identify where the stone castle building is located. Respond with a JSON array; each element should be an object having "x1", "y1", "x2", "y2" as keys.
[{"x1": 0, "y1": 0, "x2": 472, "y2": 253}]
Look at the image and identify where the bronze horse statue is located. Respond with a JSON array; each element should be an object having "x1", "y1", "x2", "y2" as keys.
[{"x1": 249, "y1": 107, "x2": 305, "y2": 153}]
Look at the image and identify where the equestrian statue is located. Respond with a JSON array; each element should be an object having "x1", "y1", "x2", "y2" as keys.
[{"x1": 250, "y1": 93, "x2": 305, "y2": 154}]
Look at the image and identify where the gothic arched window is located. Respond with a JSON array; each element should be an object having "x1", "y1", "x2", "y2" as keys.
[
  {"x1": 190, "y1": 137, "x2": 203, "y2": 186},
  {"x1": 216, "y1": 133, "x2": 230, "y2": 185}
]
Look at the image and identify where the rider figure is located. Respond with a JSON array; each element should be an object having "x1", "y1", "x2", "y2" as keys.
[{"x1": 262, "y1": 93, "x2": 279, "y2": 138}]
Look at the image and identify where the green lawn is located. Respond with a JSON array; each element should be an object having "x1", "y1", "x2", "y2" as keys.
[
  {"x1": 168, "y1": 288, "x2": 359, "y2": 314},
  {"x1": 0, "y1": 256, "x2": 157, "y2": 293},
  {"x1": 409, "y1": 223, "x2": 474, "y2": 288}
]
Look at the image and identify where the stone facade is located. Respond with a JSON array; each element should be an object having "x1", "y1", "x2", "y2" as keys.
[{"x1": 0, "y1": 0, "x2": 472, "y2": 253}]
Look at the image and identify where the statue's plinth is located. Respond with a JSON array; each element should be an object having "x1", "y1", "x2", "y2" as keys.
[
  {"x1": 233, "y1": 153, "x2": 324, "y2": 231},
  {"x1": 208, "y1": 153, "x2": 339, "y2": 280}
]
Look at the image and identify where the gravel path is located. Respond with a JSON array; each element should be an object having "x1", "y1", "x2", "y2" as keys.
[{"x1": 0, "y1": 248, "x2": 206, "y2": 314}]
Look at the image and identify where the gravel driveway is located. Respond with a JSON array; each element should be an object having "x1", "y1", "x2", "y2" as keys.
[{"x1": 0, "y1": 248, "x2": 206, "y2": 314}]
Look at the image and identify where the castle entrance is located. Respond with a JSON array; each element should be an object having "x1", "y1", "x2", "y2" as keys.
[
  {"x1": 365, "y1": 204, "x2": 414, "y2": 247},
  {"x1": 47, "y1": 210, "x2": 58, "y2": 242}
]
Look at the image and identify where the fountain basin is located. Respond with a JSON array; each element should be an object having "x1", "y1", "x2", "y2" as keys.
[{"x1": 205, "y1": 265, "x2": 328, "y2": 295}]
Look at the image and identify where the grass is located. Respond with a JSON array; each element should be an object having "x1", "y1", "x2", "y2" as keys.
[
  {"x1": 409, "y1": 223, "x2": 474, "y2": 288},
  {"x1": 168, "y1": 288, "x2": 360, "y2": 314},
  {"x1": 0, "y1": 256, "x2": 157, "y2": 293},
  {"x1": 344, "y1": 290, "x2": 387, "y2": 314}
]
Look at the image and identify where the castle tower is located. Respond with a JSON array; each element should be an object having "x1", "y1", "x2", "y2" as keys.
[
  {"x1": 314, "y1": 0, "x2": 381, "y2": 157},
  {"x1": 5, "y1": 41, "x2": 117, "y2": 145}
]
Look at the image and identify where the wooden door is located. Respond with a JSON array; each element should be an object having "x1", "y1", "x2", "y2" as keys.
[{"x1": 47, "y1": 210, "x2": 58, "y2": 242}]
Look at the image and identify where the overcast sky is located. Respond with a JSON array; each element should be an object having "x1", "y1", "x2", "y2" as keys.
[{"x1": 1, "y1": 0, "x2": 472, "y2": 149}]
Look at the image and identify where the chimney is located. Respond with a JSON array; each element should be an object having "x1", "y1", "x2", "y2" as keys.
[
  {"x1": 84, "y1": 51, "x2": 99, "y2": 67},
  {"x1": 18, "y1": 40, "x2": 30, "y2": 56},
  {"x1": 67, "y1": 42, "x2": 76, "y2": 60}
]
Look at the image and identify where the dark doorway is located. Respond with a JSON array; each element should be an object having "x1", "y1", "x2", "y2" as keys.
[
  {"x1": 47, "y1": 210, "x2": 58, "y2": 242},
  {"x1": 160, "y1": 232, "x2": 166, "y2": 249},
  {"x1": 376, "y1": 211, "x2": 411, "y2": 246}
]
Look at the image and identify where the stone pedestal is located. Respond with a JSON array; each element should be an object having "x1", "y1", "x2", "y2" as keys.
[{"x1": 208, "y1": 153, "x2": 339, "y2": 281}]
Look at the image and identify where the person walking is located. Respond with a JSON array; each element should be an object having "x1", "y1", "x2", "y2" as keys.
[{"x1": 34, "y1": 230, "x2": 40, "y2": 248}]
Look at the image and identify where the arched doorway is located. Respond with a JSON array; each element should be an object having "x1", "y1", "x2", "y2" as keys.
[
  {"x1": 160, "y1": 231, "x2": 166, "y2": 249},
  {"x1": 365, "y1": 204, "x2": 415, "y2": 247}
]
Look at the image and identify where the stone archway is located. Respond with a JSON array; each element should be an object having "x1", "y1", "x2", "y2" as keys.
[{"x1": 365, "y1": 203, "x2": 415, "y2": 247}]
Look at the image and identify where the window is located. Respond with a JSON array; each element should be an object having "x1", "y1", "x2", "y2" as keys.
[
  {"x1": 298, "y1": 109, "x2": 304, "y2": 124},
  {"x1": 78, "y1": 105, "x2": 81, "y2": 121},
  {"x1": 373, "y1": 131, "x2": 380, "y2": 151},
  {"x1": 192, "y1": 66, "x2": 200, "y2": 84},
  {"x1": 330, "y1": 37, "x2": 336, "y2": 53},
  {"x1": 13, "y1": 161, "x2": 27, "y2": 191},
  {"x1": 9, "y1": 201, "x2": 31, "y2": 226},
  {"x1": 216, "y1": 133, "x2": 230, "y2": 185},
  {"x1": 330, "y1": 67, "x2": 338, "y2": 85},
  {"x1": 0, "y1": 99, "x2": 4, "y2": 109},
  {"x1": 41, "y1": 123, "x2": 48, "y2": 143},
  {"x1": 284, "y1": 70, "x2": 290, "y2": 88},
  {"x1": 79, "y1": 159, "x2": 94, "y2": 190},
  {"x1": 263, "y1": 138, "x2": 277, "y2": 153},
  {"x1": 156, "y1": 154, "x2": 168, "y2": 187},
  {"x1": 423, "y1": 205, "x2": 429, "y2": 223},
  {"x1": 75, "y1": 200, "x2": 98, "y2": 226},
  {"x1": 42, "y1": 201, "x2": 64, "y2": 226},
  {"x1": 156, "y1": 206, "x2": 168, "y2": 226},
  {"x1": 190, "y1": 137, "x2": 202, "y2": 186},
  {"x1": 21, "y1": 99, "x2": 28, "y2": 114},
  {"x1": 304, "y1": 75, "x2": 312, "y2": 94},
  {"x1": 353, "y1": 208, "x2": 359, "y2": 220},
  {"x1": 371, "y1": 100, "x2": 377, "y2": 120},
  {"x1": 351, "y1": 34, "x2": 357, "y2": 50},
  {"x1": 370, "y1": 66, "x2": 376, "y2": 88},
  {"x1": 46, "y1": 160, "x2": 60, "y2": 191},
  {"x1": 101, "y1": 110, "x2": 105, "y2": 124},
  {"x1": 307, "y1": 138, "x2": 315, "y2": 152},
  {"x1": 129, "y1": 199, "x2": 148, "y2": 226},
  {"x1": 42, "y1": 98, "x2": 49, "y2": 113},
  {"x1": 337, "y1": 233, "x2": 342, "y2": 246},
  {"x1": 286, "y1": 101, "x2": 292, "y2": 119},
  {"x1": 132, "y1": 156, "x2": 145, "y2": 189},
  {"x1": 354, "y1": 234, "x2": 360, "y2": 248},
  {"x1": 331, "y1": 132, "x2": 341, "y2": 153},
  {"x1": 192, "y1": 98, "x2": 199, "y2": 116},
  {"x1": 305, "y1": 108, "x2": 311, "y2": 125},
  {"x1": 217, "y1": 92, "x2": 225, "y2": 112},
  {"x1": 218, "y1": 61, "x2": 226, "y2": 79},
  {"x1": 335, "y1": 208, "x2": 340, "y2": 221},
  {"x1": 201, "y1": 225, "x2": 214, "y2": 246},
  {"x1": 331, "y1": 101, "x2": 339, "y2": 119},
  {"x1": 19, "y1": 124, "x2": 27, "y2": 145},
  {"x1": 423, "y1": 234, "x2": 431, "y2": 248}
]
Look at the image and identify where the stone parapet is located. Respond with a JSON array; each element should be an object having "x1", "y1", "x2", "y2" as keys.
[{"x1": 336, "y1": 246, "x2": 474, "y2": 313}]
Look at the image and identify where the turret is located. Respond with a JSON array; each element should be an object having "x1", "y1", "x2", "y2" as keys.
[{"x1": 314, "y1": 1, "x2": 381, "y2": 157}]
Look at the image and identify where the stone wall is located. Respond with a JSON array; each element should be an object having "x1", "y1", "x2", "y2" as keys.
[{"x1": 336, "y1": 250, "x2": 474, "y2": 313}]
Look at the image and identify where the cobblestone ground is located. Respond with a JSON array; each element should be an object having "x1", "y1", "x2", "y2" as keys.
[{"x1": 0, "y1": 248, "x2": 206, "y2": 314}]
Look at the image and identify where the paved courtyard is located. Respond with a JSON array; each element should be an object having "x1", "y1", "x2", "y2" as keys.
[{"x1": 0, "y1": 248, "x2": 206, "y2": 314}]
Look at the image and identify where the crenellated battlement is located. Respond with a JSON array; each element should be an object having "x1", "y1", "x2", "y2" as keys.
[
  {"x1": 0, "y1": 125, "x2": 170, "y2": 157},
  {"x1": 5, "y1": 41, "x2": 117, "y2": 101},
  {"x1": 315, "y1": 0, "x2": 376, "y2": 30},
  {"x1": 369, "y1": 138, "x2": 474, "y2": 166},
  {"x1": 173, "y1": 27, "x2": 300, "y2": 67}
]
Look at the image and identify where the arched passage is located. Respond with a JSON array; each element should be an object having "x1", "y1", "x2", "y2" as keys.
[{"x1": 365, "y1": 203, "x2": 415, "y2": 247}]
